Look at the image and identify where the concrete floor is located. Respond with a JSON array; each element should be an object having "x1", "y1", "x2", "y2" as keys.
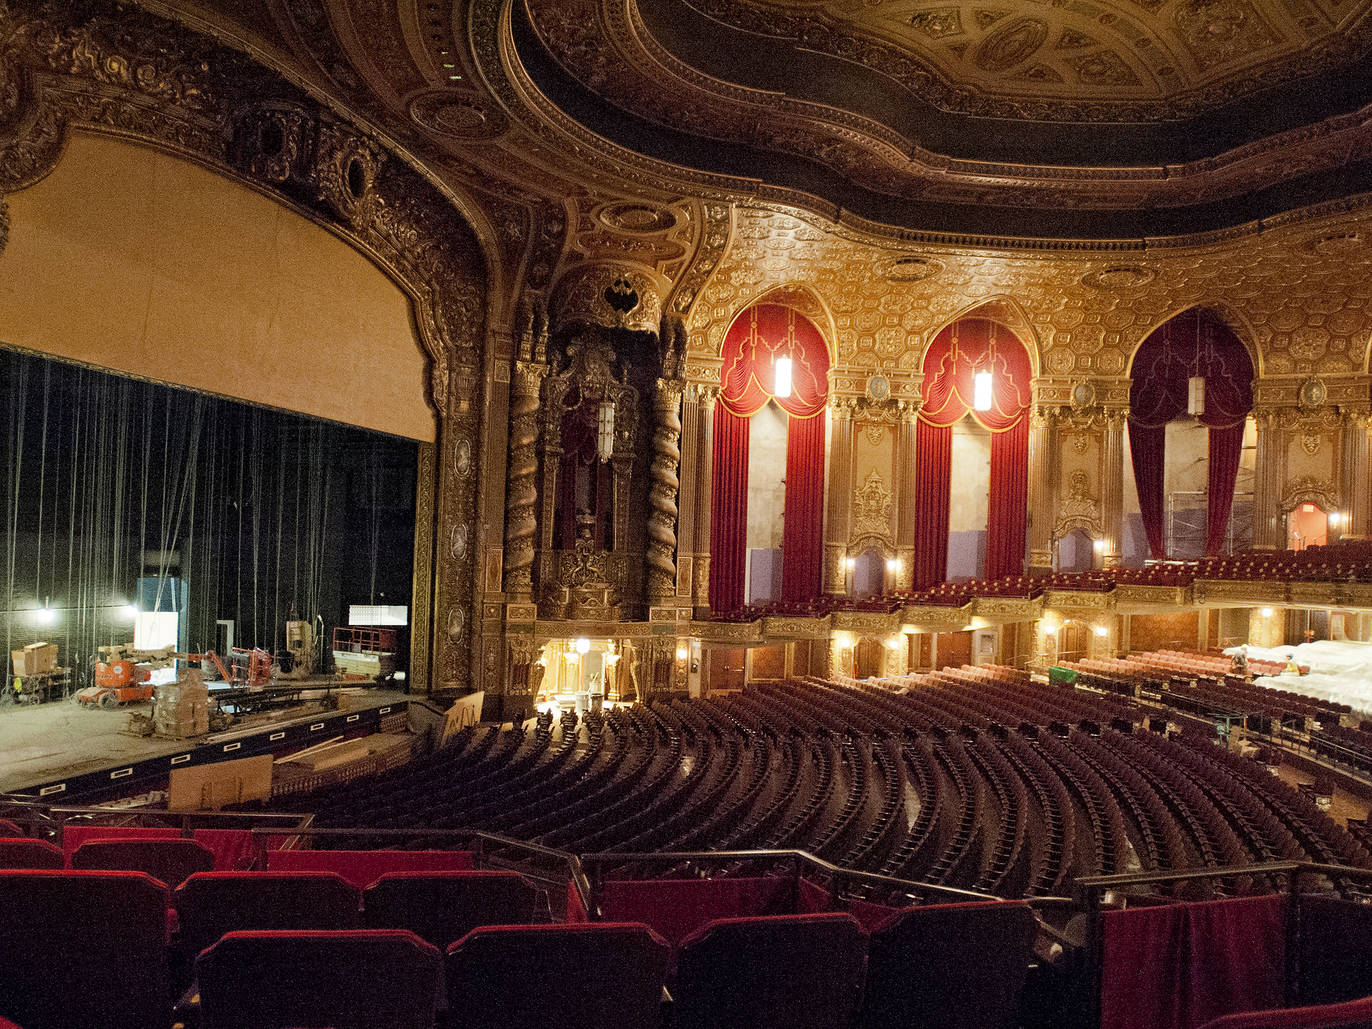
[{"x1": 0, "y1": 687, "x2": 411, "y2": 793}]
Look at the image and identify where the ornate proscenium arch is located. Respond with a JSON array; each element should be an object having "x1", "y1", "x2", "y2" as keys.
[
  {"x1": 0, "y1": 0, "x2": 492, "y2": 697},
  {"x1": 709, "y1": 304, "x2": 830, "y2": 612},
  {"x1": 1128, "y1": 308, "x2": 1255, "y2": 559},
  {"x1": 913, "y1": 318, "x2": 1034, "y2": 588}
]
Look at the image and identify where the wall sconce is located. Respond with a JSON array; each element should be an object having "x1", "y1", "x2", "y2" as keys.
[
  {"x1": 774, "y1": 356, "x2": 793, "y2": 399},
  {"x1": 1093, "y1": 625, "x2": 1109, "y2": 638},
  {"x1": 675, "y1": 645, "x2": 689, "y2": 662},
  {"x1": 1329, "y1": 511, "x2": 1342, "y2": 527},
  {"x1": 973, "y1": 370, "x2": 993, "y2": 412},
  {"x1": 1261, "y1": 607, "x2": 1274, "y2": 618},
  {"x1": 1092, "y1": 539, "x2": 1106, "y2": 554},
  {"x1": 885, "y1": 558, "x2": 900, "y2": 573},
  {"x1": 575, "y1": 637, "x2": 590, "y2": 655},
  {"x1": 885, "y1": 636, "x2": 902, "y2": 651}
]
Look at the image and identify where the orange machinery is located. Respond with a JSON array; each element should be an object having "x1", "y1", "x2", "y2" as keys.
[{"x1": 78, "y1": 646, "x2": 272, "y2": 708}]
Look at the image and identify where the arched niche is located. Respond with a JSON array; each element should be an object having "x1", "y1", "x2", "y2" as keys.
[
  {"x1": 912, "y1": 318, "x2": 1033, "y2": 588},
  {"x1": 1127, "y1": 308, "x2": 1255, "y2": 560},
  {"x1": 709, "y1": 303, "x2": 830, "y2": 612}
]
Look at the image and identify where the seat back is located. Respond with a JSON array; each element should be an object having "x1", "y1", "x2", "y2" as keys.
[
  {"x1": 362, "y1": 870, "x2": 543, "y2": 949},
  {"x1": 856, "y1": 900, "x2": 1037, "y2": 1029},
  {"x1": 175, "y1": 871, "x2": 361, "y2": 960},
  {"x1": 267, "y1": 848, "x2": 474, "y2": 887},
  {"x1": 0, "y1": 837, "x2": 63, "y2": 870},
  {"x1": 445, "y1": 923, "x2": 668, "y2": 1029},
  {"x1": 196, "y1": 929, "x2": 440, "y2": 1029},
  {"x1": 674, "y1": 913, "x2": 866, "y2": 1029},
  {"x1": 0, "y1": 870, "x2": 170, "y2": 1029},
  {"x1": 1197, "y1": 994, "x2": 1372, "y2": 1028},
  {"x1": 72, "y1": 838, "x2": 215, "y2": 887}
]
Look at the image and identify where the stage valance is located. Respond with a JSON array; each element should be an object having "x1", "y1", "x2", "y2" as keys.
[
  {"x1": 920, "y1": 319, "x2": 1033, "y2": 431},
  {"x1": 719, "y1": 305, "x2": 830, "y2": 419}
]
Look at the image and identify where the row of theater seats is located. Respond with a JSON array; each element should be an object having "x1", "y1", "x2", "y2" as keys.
[
  {"x1": 1065, "y1": 652, "x2": 1372, "y2": 779},
  {"x1": 0, "y1": 860, "x2": 1041, "y2": 1029},
  {"x1": 270, "y1": 667, "x2": 1369, "y2": 901}
]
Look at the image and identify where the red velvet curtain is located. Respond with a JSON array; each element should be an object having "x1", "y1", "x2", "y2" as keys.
[
  {"x1": 913, "y1": 419, "x2": 953, "y2": 589},
  {"x1": 1206, "y1": 421, "x2": 1246, "y2": 556},
  {"x1": 985, "y1": 416, "x2": 1029, "y2": 580},
  {"x1": 915, "y1": 319, "x2": 1032, "y2": 586},
  {"x1": 1129, "y1": 310, "x2": 1254, "y2": 559},
  {"x1": 709, "y1": 405, "x2": 750, "y2": 613},
  {"x1": 1128, "y1": 422, "x2": 1167, "y2": 560},
  {"x1": 711, "y1": 304, "x2": 831, "y2": 609},
  {"x1": 782, "y1": 412, "x2": 825, "y2": 602}
]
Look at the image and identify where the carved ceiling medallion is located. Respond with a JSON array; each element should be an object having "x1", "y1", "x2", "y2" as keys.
[
  {"x1": 1080, "y1": 265, "x2": 1158, "y2": 290},
  {"x1": 408, "y1": 90, "x2": 508, "y2": 141}
]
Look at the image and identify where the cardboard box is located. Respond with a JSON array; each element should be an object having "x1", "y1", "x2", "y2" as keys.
[{"x1": 11, "y1": 642, "x2": 57, "y2": 676}]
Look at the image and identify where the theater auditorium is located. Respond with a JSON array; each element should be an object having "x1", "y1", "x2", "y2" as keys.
[{"x1": 7, "y1": 0, "x2": 1372, "y2": 1026}]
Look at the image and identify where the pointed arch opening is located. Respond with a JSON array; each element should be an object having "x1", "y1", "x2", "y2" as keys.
[
  {"x1": 1127, "y1": 309, "x2": 1255, "y2": 560},
  {"x1": 709, "y1": 304, "x2": 830, "y2": 612},
  {"x1": 912, "y1": 318, "x2": 1033, "y2": 588}
]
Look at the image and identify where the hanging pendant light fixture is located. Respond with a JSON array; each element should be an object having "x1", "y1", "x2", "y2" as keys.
[
  {"x1": 1187, "y1": 312, "x2": 1205, "y2": 417},
  {"x1": 973, "y1": 322, "x2": 995, "y2": 411},
  {"x1": 774, "y1": 355, "x2": 793, "y2": 398},
  {"x1": 596, "y1": 399, "x2": 615, "y2": 461}
]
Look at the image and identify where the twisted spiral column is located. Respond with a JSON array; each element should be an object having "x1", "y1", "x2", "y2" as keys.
[
  {"x1": 647, "y1": 378, "x2": 684, "y2": 601},
  {"x1": 502, "y1": 360, "x2": 545, "y2": 596}
]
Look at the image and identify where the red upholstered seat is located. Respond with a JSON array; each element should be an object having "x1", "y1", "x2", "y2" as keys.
[
  {"x1": 1196, "y1": 995, "x2": 1372, "y2": 1028},
  {"x1": 196, "y1": 929, "x2": 441, "y2": 1029},
  {"x1": 855, "y1": 900, "x2": 1037, "y2": 1029},
  {"x1": 445, "y1": 922, "x2": 668, "y2": 1029},
  {"x1": 674, "y1": 912, "x2": 866, "y2": 1029},
  {"x1": 0, "y1": 870, "x2": 170, "y2": 1029},
  {"x1": 175, "y1": 871, "x2": 362, "y2": 963},
  {"x1": 60, "y1": 824, "x2": 180, "y2": 862},
  {"x1": 361, "y1": 870, "x2": 543, "y2": 949},
  {"x1": 0, "y1": 837, "x2": 63, "y2": 869},
  {"x1": 71, "y1": 837, "x2": 215, "y2": 887}
]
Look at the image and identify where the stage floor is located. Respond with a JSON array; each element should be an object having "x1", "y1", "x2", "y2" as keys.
[
  {"x1": 0, "y1": 687, "x2": 410, "y2": 793},
  {"x1": 1226, "y1": 640, "x2": 1372, "y2": 716}
]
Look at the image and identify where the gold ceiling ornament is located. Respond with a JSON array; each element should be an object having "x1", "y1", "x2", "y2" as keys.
[
  {"x1": 550, "y1": 262, "x2": 668, "y2": 334},
  {"x1": 407, "y1": 90, "x2": 509, "y2": 141}
]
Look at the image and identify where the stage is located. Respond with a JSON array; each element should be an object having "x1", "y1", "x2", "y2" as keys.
[
  {"x1": 1224, "y1": 640, "x2": 1372, "y2": 716},
  {"x1": 0, "y1": 686, "x2": 410, "y2": 795}
]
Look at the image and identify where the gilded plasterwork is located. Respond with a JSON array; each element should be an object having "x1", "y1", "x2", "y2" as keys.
[{"x1": 687, "y1": 205, "x2": 1372, "y2": 389}]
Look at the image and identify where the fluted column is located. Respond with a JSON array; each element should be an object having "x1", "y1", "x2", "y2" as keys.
[
  {"x1": 502, "y1": 326, "x2": 547, "y2": 597},
  {"x1": 1101, "y1": 412, "x2": 1125, "y2": 566},
  {"x1": 1341, "y1": 410, "x2": 1371, "y2": 539},
  {"x1": 824, "y1": 400, "x2": 855, "y2": 594},
  {"x1": 894, "y1": 409, "x2": 918, "y2": 591},
  {"x1": 647, "y1": 378, "x2": 684, "y2": 602},
  {"x1": 1026, "y1": 406, "x2": 1057, "y2": 573},
  {"x1": 693, "y1": 387, "x2": 716, "y2": 609},
  {"x1": 1252, "y1": 408, "x2": 1285, "y2": 549}
]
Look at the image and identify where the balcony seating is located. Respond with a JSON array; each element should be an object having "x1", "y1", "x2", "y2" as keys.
[
  {"x1": 855, "y1": 900, "x2": 1037, "y2": 1029},
  {"x1": 71, "y1": 837, "x2": 215, "y2": 888},
  {"x1": 444, "y1": 923, "x2": 668, "y2": 1029},
  {"x1": 175, "y1": 871, "x2": 362, "y2": 963},
  {"x1": 196, "y1": 929, "x2": 440, "y2": 1029},
  {"x1": 0, "y1": 870, "x2": 170, "y2": 1029},
  {"x1": 673, "y1": 913, "x2": 866, "y2": 1029},
  {"x1": 0, "y1": 837, "x2": 62, "y2": 869},
  {"x1": 361, "y1": 870, "x2": 544, "y2": 949}
]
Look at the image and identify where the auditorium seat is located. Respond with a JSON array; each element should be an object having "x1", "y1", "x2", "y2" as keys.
[
  {"x1": 0, "y1": 870, "x2": 170, "y2": 1029},
  {"x1": 267, "y1": 846, "x2": 475, "y2": 886},
  {"x1": 361, "y1": 869, "x2": 544, "y2": 948},
  {"x1": 175, "y1": 871, "x2": 362, "y2": 963},
  {"x1": 196, "y1": 929, "x2": 441, "y2": 1029},
  {"x1": 0, "y1": 837, "x2": 63, "y2": 869},
  {"x1": 673, "y1": 913, "x2": 866, "y2": 1029},
  {"x1": 71, "y1": 837, "x2": 215, "y2": 887},
  {"x1": 444, "y1": 922, "x2": 668, "y2": 1029},
  {"x1": 1195, "y1": 995, "x2": 1372, "y2": 1028},
  {"x1": 855, "y1": 900, "x2": 1037, "y2": 1029}
]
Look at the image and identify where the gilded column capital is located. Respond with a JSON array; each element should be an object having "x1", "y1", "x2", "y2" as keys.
[{"x1": 686, "y1": 382, "x2": 720, "y2": 405}]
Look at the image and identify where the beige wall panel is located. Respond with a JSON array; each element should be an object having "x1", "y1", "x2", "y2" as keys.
[
  {"x1": 949, "y1": 418, "x2": 991, "y2": 533},
  {"x1": 0, "y1": 131, "x2": 434, "y2": 441}
]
